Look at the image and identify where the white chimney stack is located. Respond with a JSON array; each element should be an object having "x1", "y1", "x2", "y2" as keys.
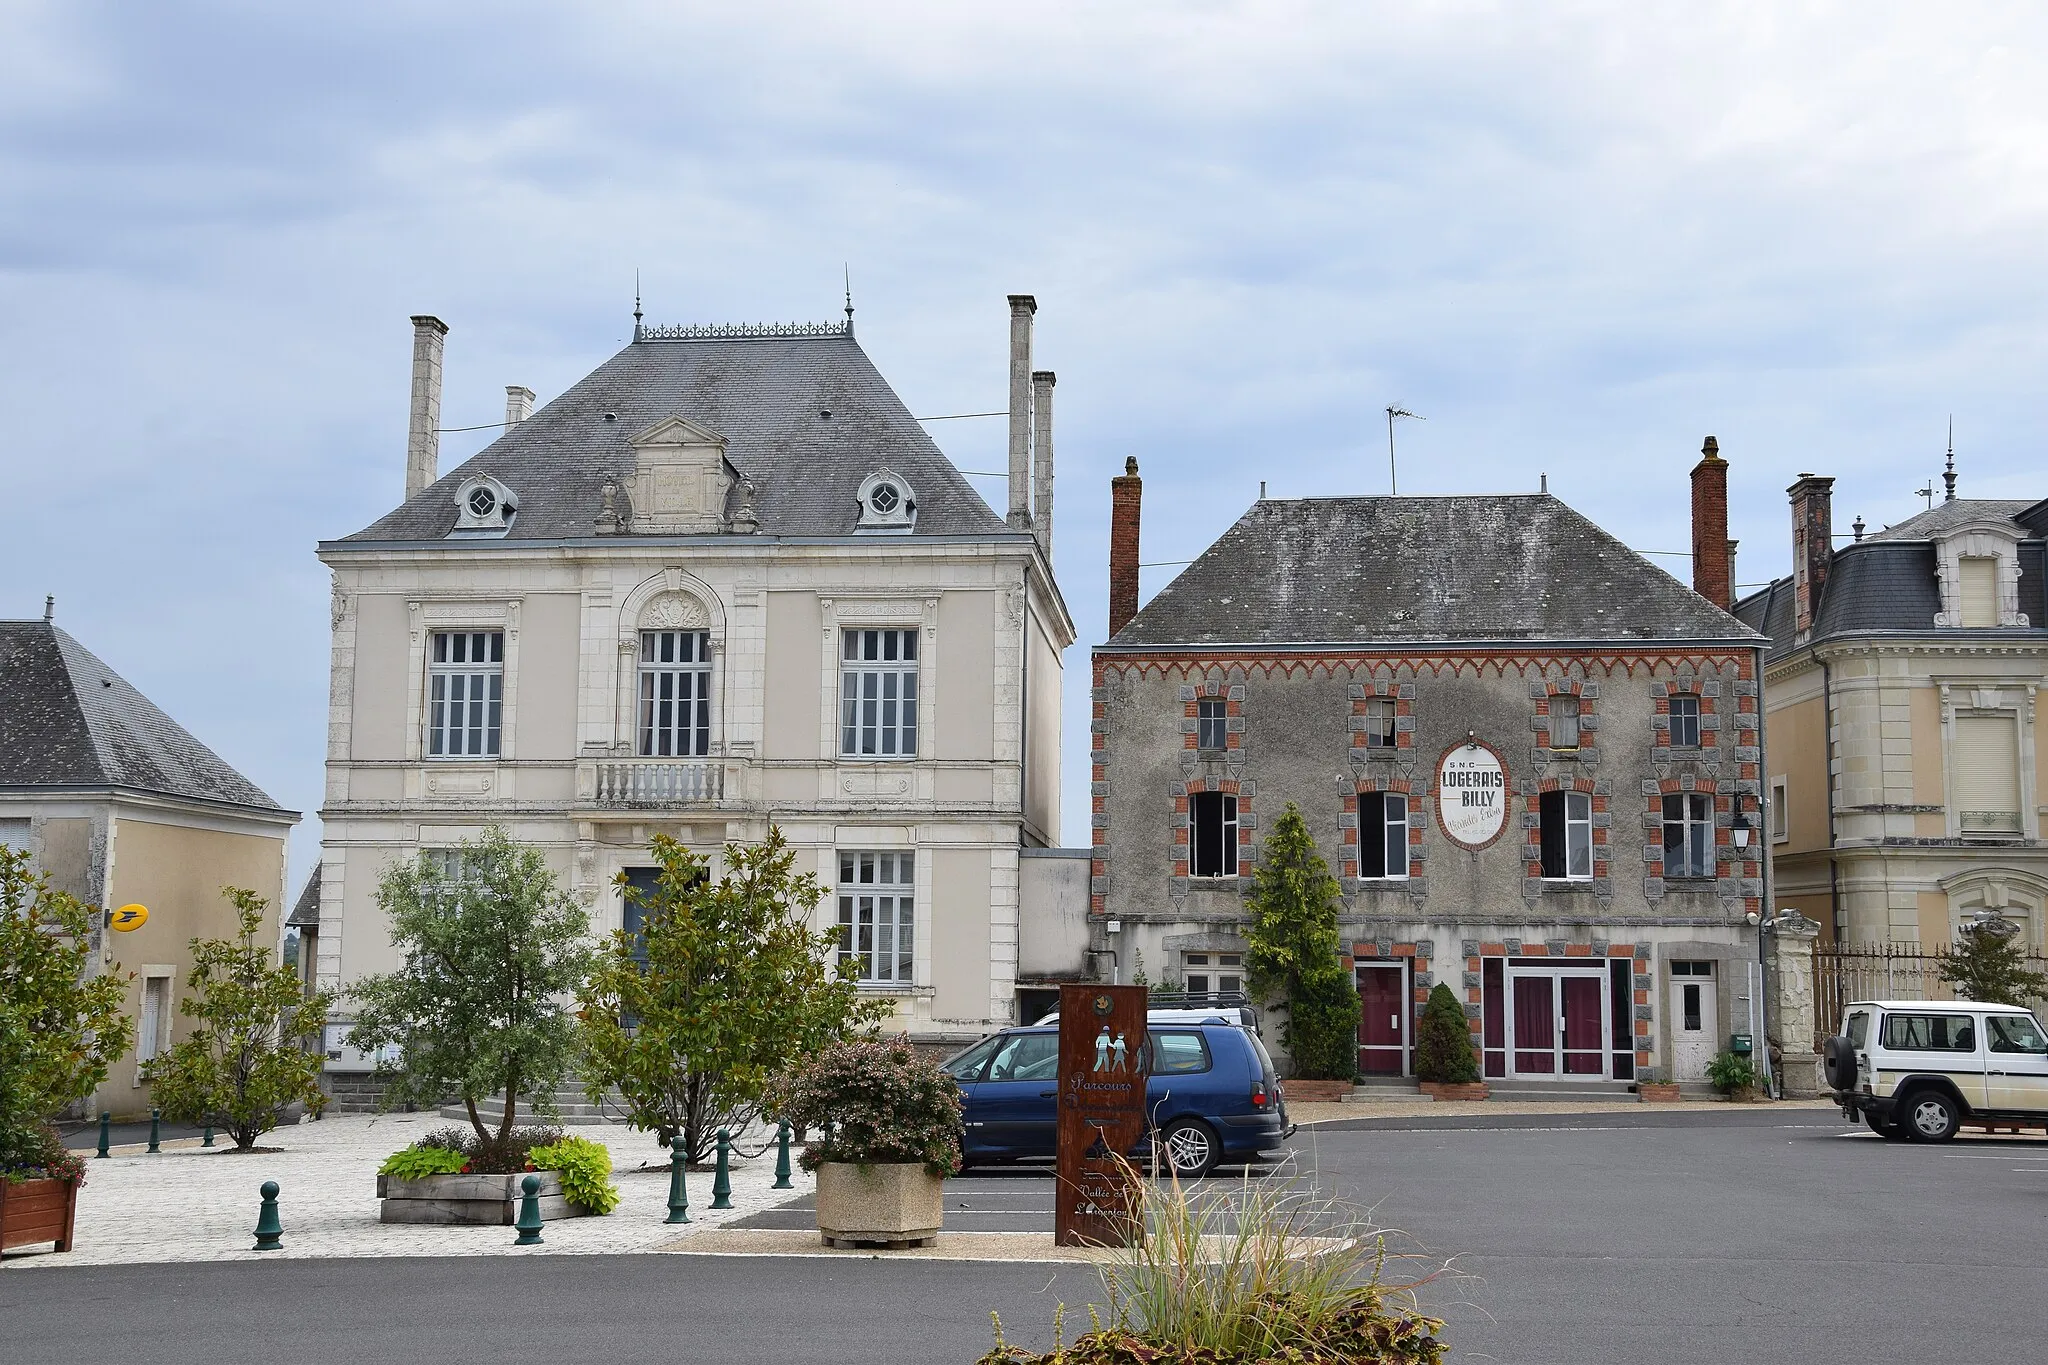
[
  {"x1": 1031, "y1": 369, "x2": 1055, "y2": 557},
  {"x1": 1006, "y1": 295, "x2": 1036, "y2": 531},
  {"x1": 405, "y1": 315, "x2": 448, "y2": 500},
  {"x1": 504, "y1": 385, "x2": 535, "y2": 428}
]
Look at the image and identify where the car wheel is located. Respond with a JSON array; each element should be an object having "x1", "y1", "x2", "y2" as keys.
[
  {"x1": 1903, "y1": 1090, "x2": 1962, "y2": 1143},
  {"x1": 1158, "y1": 1119, "x2": 1219, "y2": 1178}
]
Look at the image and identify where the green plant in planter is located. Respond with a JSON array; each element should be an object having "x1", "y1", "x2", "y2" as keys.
[
  {"x1": 528, "y1": 1136, "x2": 621, "y2": 1214},
  {"x1": 378, "y1": 1145, "x2": 469, "y2": 1179},
  {"x1": 1243, "y1": 805, "x2": 1361, "y2": 1081},
  {"x1": 1414, "y1": 983, "x2": 1481, "y2": 1084},
  {"x1": 765, "y1": 1038, "x2": 963, "y2": 1177},
  {"x1": 0, "y1": 848, "x2": 134, "y2": 1181},
  {"x1": 1707, "y1": 1050, "x2": 1757, "y2": 1095}
]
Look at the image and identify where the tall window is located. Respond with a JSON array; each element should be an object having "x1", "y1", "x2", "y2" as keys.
[
  {"x1": 841, "y1": 629, "x2": 919, "y2": 758},
  {"x1": 1959, "y1": 556, "x2": 1999, "y2": 627},
  {"x1": 1363, "y1": 698, "x2": 1398, "y2": 749},
  {"x1": 1769, "y1": 778, "x2": 1789, "y2": 842},
  {"x1": 838, "y1": 851, "x2": 914, "y2": 984},
  {"x1": 1357, "y1": 792, "x2": 1409, "y2": 879},
  {"x1": 138, "y1": 974, "x2": 172, "y2": 1064},
  {"x1": 1662, "y1": 793, "x2": 1714, "y2": 878},
  {"x1": 639, "y1": 629, "x2": 712, "y2": 757},
  {"x1": 1197, "y1": 699, "x2": 1227, "y2": 750},
  {"x1": 1539, "y1": 790, "x2": 1592, "y2": 881},
  {"x1": 427, "y1": 630, "x2": 503, "y2": 758},
  {"x1": 1954, "y1": 714, "x2": 2022, "y2": 834},
  {"x1": 1668, "y1": 694, "x2": 1701, "y2": 748},
  {"x1": 1550, "y1": 695, "x2": 1581, "y2": 749},
  {"x1": 1182, "y1": 952, "x2": 1243, "y2": 996},
  {"x1": 1190, "y1": 792, "x2": 1239, "y2": 877}
]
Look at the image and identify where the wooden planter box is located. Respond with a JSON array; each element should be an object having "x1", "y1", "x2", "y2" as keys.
[
  {"x1": 377, "y1": 1171, "x2": 591, "y2": 1226},
  {"x1": 1278, "y1": 1078, "x2": 1354, "y2": 1104},
  {"x1": 1637, "y1": 1083, "x2": 1683, "y2": 1103},
  {"x1": 1, "y1": 1176, "x2": 79, "y2": 1254},
  {"x1": 815, "y1": 1162, "x2": 943, "y2": 1249},
  {"x1": 1420, "y1": 1082, "x2": 1490, "y2": 1102}
]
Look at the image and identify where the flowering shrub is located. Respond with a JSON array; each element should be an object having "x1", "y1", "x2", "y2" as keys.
[
  {"x1": 765, "y1": 1037, "x2": 963, "y2": 1177},
  {"x1": 2, "y1": 1124, "x2": 86, "y2": 1187}
]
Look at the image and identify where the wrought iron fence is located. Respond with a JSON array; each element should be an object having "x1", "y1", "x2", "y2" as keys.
[{"x1": 1813, "y1": 942, "x2": 2048, "y2": 1047}]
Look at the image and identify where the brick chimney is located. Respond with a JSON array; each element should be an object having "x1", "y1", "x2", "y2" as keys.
[
  {"x1": 1031, "y1": 370, "x2": 1055, "y2": 558},
  {"x1": 1006, "y1": 295, "x2": 1036, "y2": 531},
  {"x1": 504, "y1": 385, "x2": 535, "y2": 428},
  {"x1": 1789, "y1": 472, "x2": 1836, "y2": 636},
  {"x1": 1689, "y1": 436, "x2": 1731, "y2": 609},
  {"x1": 1109, "y1": 457, "x2": 1142, "y2": 636},
  {"x1": 405, "y1": 315, "x2": 448, "y2": 500}
]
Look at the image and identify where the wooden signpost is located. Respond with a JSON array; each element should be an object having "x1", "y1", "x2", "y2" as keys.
[{"x1": 1054, "y1": 982, "x2": 1149, "y2": 1247}]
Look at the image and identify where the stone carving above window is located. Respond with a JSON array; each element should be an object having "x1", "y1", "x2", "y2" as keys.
[
  {"x1": 638, "y1": 591, "x2": 711, "y2": 632},
  {"x1": 627, "y1": 415, "x2": 737, "y2": 535}
]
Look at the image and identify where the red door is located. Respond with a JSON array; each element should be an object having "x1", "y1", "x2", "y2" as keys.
[
  {"x1": 1357, "y1": 966, "x2": 1404, "y2": 1074},
  {"x1": 1560, "y1": 976, "x2": 1605, "y2": 1076},
  {"x1": 1512, "y1": 975, "x2": 1556, "y2": 1074}
]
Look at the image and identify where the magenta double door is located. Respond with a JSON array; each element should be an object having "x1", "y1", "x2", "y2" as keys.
[{"x1": 1507, "y1": 967, "x2": 1609, "y2": 1078}]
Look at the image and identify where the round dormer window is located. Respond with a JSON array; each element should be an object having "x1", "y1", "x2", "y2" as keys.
[
  {"x1": 467, "y1": 486, "x2": 498, "y2": 519},
  {"x1": 869, "y1": 482, "x2": 900, "y2": 515}
]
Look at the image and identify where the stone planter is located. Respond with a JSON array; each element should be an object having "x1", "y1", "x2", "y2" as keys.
[
  {"x1": 1278, "y1": 1078, "x2": 1354, "y2": 1104},
  {"x1": 377, "y1": 1171, "x2": 590, "y2": 1225},
  {"x1": 1420, "y1": 1082, "x2": 1490, "y2": 1102},
  {"x1": 815, "y1": 1161, "x2": 944, "y2": 1249},
  {"x1": 1637, "y1": 1083, "x2": 1683, "y2": 1103},
  {"x1": 1723, "y1": 1085, "x2": 1768, "y2": 1104},
  {"x1": 1, "y1": 1176, "x2": 79, "y2": 1254}
]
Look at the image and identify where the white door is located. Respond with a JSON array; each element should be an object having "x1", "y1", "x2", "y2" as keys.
[{"x1": 1670, "y1": 975, "x2": 1717, "y2": 1081}]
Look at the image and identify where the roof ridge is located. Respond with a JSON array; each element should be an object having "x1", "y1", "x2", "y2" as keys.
[{"x1": 634, "y1": 321, "x2": 852, "y2": 341}]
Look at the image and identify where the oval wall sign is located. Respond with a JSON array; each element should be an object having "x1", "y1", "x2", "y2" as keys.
[{"x1": 1435, "y1": 741, "x2": 1509, "y2": 851}]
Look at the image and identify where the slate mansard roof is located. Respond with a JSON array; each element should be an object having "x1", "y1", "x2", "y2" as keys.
[
  {"x1": 0, "y1": 620, "x2": 289, "y2": 814},
  {"x1": 337, "y1": 326, "x2": 1014, "y2": 545},
  {"x1": 1732, "y1": 497, "x2": 2048, "y2": 662},
  {"x1": 1107, "y1": 494, "x2": 1763, "y2": 650}
]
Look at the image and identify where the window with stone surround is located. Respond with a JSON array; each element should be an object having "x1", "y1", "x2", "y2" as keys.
[
  {"x1": 1539, "y1": 790, "x2": 1592, "y2": 881},
  {"x1": 837, "y1": 850, "x2": 915, "y2": 984},
  {"x1": 1549, "y1": 694, "x2": 1581, "y2": 750},
  {"x1": 1363, "y1": 698, "x2": 1397, "y2": 749},
  {"x1": 1769, "y1": 778, "x2": 1788, "y2": 843},
  {"x1": 1190, "y1": 792, "x2": 1239, "y2": 877},
  {"x1": 639, "y1": 629, "x2": 712, "y2": 757},
  {"x1": 1197, "y1": 698, "x2": 1227, "y2": 751},
  {"x1": 840, "y1": 628, "x2": 919, "y2": 758},
  {"x1": 1668, "y1": 693, "x2": 1701, "y2": 749},
  {"x1": 427, "y1": 630, "x2": 504, "y2": 758},
  {"x1": 1357, "y1": 791, "x2": 1410, "y2": 879},
  {"x1": 1661, "y1": 793, "x2": 1714, "y2": 879},
  {"x1": 1183, "y1": 952, "x2": 1243, "y2": 996}
]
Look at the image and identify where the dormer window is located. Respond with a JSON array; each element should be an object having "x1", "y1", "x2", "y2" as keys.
[
  {"x1": 1934, "y1": 520, "x2": 2028, "y2": 628},
  {"x1": 451, "y1": 475, "x2": 517, "y2": 536},
  {"x1": 856, "y1": 470, "x2": 917, "y2": 533}
]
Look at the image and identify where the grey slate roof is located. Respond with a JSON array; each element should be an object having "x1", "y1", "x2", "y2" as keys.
[
  {"x1": 1108, "y1": 494, "x2": 1761, "y2": 649},
  {"x1": 287, "y1": 872, "x2": 320, "y2": 928},
  {"x1": 1732, "y1": 498, "x2": 2048, "y2": 660},
  {"x1": 339, "y1": 328, "x2": 1013, "y2": 544},
  {"x1": 0, "y1": 621, "x2": 288, "y2": 813}
]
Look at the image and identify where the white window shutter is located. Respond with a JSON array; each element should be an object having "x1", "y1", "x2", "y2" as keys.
[
  {"x1": 1953, "y1": 714, "x2": 2019, "y2": 833},
  {"x1": 1958, "y1": 557, "x2": 1999, "y2": 628}
]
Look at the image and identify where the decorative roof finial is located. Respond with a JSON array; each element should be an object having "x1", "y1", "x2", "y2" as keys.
[
  {"x1": 843, "y1": 264, "x2": 854, "y2": 333},
  {"x1": 1853, "y1": 514, "x2": 1866, "y2": 542},
  {"x1": 1943, "y1": 415, "x2": 1956, "y2": 502},
  {"x1": 633, "y1": 270, "x2": 643, "y2": 341}
]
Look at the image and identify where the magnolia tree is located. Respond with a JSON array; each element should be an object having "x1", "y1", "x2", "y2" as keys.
[
  {"x1": 578, "y1": 828, "x2": 890, "y2": 1164},
  {"x1": 1243, "y1": 803, "x2": 1362, "y2": 1081},
  {"x1": 0, "y1": 847, "x2": 133, "y2": 1174},
  {"x1": 347, "y1": 828, "x2": 592, "y2": 1150},
  {"x1": 148, "y1": 888, "x2": 335, "y2": 1150}
]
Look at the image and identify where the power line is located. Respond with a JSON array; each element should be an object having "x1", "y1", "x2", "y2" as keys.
[{"x1": 917, "y1": 411, "x2": 1008, "y2": 422}]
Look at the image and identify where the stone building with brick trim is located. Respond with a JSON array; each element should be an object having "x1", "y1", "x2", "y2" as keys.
[
  {"x1": 1079, "y1": 446, "x2": 1772, "y2": 1087},
  {"x1": 312, "y1": 298, "x2": 1074, "y2": 1093}
]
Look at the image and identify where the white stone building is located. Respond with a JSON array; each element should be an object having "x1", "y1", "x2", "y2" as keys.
[{"x1": 312, "y1": 299, "x2": 1073, "y2": 1093}]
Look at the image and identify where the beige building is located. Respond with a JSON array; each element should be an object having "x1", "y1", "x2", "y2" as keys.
[
  {"x1": 1736, "y1": 477, "x2": 2048, "y2": 949},
  {"x1": 312, "y1": 299, "x2": 1073, "y2": 1096},
  {"x1": 0, "y1": 613, "x2": 297, "y2": 1120}
]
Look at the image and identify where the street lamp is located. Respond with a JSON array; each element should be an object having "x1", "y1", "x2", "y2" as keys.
[{"x1": 1730, "y1": 794, "x2": 1753, "y2": 851}]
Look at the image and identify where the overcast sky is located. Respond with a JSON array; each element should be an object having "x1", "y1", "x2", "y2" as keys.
[{"x1": 5, "y1": 2, "x2": 2046, "y2": 873}]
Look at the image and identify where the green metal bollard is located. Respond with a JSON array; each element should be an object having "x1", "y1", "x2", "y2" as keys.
[
  {"x1": 710, "y1": 1128, "x2": 733, "y2": 1209},
  {"x1": 773, "y1": 1120, "x2": 793, "y2": 1189},
  {"x1": 513, "y1": 1173, "x2": 545, "y2": 1245},
  {"x1": 253, "y1": 1181, "x2": 283, "y2": 1251},
  {"x1": 95, "y1": 1111, "x2": 111, "y2": 1159},
  {"x1": 147, "y1": 1108, "x2": 161, "y2": 1154},
  {"x1": 202, "y1": 1124, "x2": 215, "y2": 1149},
  {"x1": 665, "y1": 1135, "x2": 691, "y2": 1224}
]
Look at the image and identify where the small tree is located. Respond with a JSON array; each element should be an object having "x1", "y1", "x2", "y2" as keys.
[
  {"x1": 1939, "y1": 918, "x2": 2048, "y2": 1007},
  {"x1": 347, "y1": 828, "x2": 592, "y2": 1150},
  {"x1": 147, "y1": 888, "x2": 335, "y2": 1150},
  {"x1": 1243, "y1": 803, "x2": 1361, "y2": 1080},
  {"x1": 578, "y1": 828, "x2": 890, "y2": 1164},
  {"x1": 1413, "y1": 982, "x2": 1480, "y2": 1084},
  {"x1": 0, "y1": 848, "x2": 134, "y2": 1173}
]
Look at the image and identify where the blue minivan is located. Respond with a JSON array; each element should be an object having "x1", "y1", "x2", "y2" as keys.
[{"x1": 942, "y1": 1019, "x2": 1292, "y2": 1176}]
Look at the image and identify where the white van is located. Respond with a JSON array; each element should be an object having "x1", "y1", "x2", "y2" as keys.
[{"x1": 1823, "y1": 999, "x2": 2048, "y2": 1141}]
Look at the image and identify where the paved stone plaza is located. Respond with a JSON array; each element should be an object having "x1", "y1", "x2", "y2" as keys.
[{"x1": 6, "y1": 1112, "x2": 805, "y2": 1266}]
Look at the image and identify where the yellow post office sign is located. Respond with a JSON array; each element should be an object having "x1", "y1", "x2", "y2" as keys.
[{"x1": 109, "y1": 903, "x2": 149, "y2": 932}]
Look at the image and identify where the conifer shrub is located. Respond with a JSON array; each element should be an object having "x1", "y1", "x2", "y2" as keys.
[{"x1": 1412, "y1": 983, "x2": 1480, "y2": 1085}]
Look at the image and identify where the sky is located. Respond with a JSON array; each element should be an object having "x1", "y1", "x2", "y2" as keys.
[{"x1": 5, "y1": 2, "x2": 2047, "y2": 878}]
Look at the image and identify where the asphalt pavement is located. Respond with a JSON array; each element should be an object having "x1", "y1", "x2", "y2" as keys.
[{"x1": 8, "y1": 1107, "x2": 2046, "y2": 1364}]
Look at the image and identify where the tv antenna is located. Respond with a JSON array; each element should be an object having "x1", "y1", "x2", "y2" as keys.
[{"x1": 1385, "y1": 407, "x2": 1423, "y2": 495}]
